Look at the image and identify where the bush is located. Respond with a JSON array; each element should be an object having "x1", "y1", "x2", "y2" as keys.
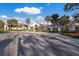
[
  {"x1": 61, "y1": 30, "x2": 75, "y2": 33},
  {"x1": 0, "y1": 29, "x2": 4, "y2": 32}
]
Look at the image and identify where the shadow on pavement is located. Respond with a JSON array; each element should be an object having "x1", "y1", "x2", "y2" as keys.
[
  {"x1": 18, "y1": 35, "x2": 40, "y2": 56},
  {"x1": 0, "y1": 39, "x2": 13, "y2": 48},
  {"x1": 18, "y1": 35, "x2": 56, "y2": 56},
  {"x1": 0, "y1": 39, "x2": 13, "y2": 56},
  {"x1": 40, "y1": 34, "x2": 79, "y2": 56}
]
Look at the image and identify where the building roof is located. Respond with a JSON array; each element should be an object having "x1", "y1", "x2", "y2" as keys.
[{"x1": 29, "y1": 23, "x2": 40, "y2": 27}]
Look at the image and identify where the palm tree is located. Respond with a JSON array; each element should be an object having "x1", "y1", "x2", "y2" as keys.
[
  {"x1": 73, "y1": 13, "x2": 79, "y2": 32},
  {"x1": 64, "y1": 3, "x2": 79, "y2": 12},
  {"x1": 58, "y1": 15, "x2": 71, "y2": 31},
  {"x1": 64, "y1": 3, "x2": 79, "y2": 32},
  {"x1": 0, "y1": 20, "x2": 4, "y2": 32},
  {"x1": 45, "y1": 16, "x2": 52, "y2": 26},
  {"x1": 73, "y1": 13, "x2": 79, "y2": 22},
  {"x1": 35, "y1": 24, "x2": 38, "y2": 31},
  {"x1": 51, "y1": 13, "x2": 59, "y2": 24},
  {"x1": 7, "y1": 19, "x2": 18, "y2": 30},
  {"x1": 45, "y1": 16, "x2": 52, "y2": 31}
]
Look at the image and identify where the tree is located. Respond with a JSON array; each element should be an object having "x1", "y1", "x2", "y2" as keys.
[
  {"x1": 7, "y1": 19, "x2": 18, "y2": 25},
  {"x1": 26, "y1": 18, "x2": 30, "y2": 25},
  {"x1": 64, "y1": 3, "x2": 79, "y2": 12},
  {"x1": 58, "y1": 15, "x2": 71, "y2": 31},
  {"x1": 35, "y1": 24, "x2": 38, "y2": 31},
  {"x1": 73, "y1": 13, "x2": 79, "y2": 22},
  {"x1": 7, "y1": 19, "x2": 18, "y2": 30},
  {"x1": 26, "y1": 18, "x2": 30, "y2": 31},
  {"x1": 0, "y1": 20, "x2": 4, "y2": 32},
  {"x1": 45, "y1": 16, "x2": 52, "y2": 25},
  {"x1": 59, "y1": 15, "x2": 70, "y2": 25},
  {"x1": 51, "y1": 13, "x2": 59, "y2": 24},
  {"x1": 64, "y1": 3, "x2": 79, "y2": 32}
]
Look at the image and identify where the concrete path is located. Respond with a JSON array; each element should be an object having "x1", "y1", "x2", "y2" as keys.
[
  {"x1": 0, "y1": 32, "x2": 79, "y2": 56},
  {"x1": 0, "y1": 32, "x2": 19, "y2": 56}
]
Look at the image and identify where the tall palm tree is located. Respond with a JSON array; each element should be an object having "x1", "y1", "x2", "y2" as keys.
[
  {"x1": 64, "y1": 3, "x2": 79, "y2": 32},
  {"x1": 73, "y1": 13, "x2": 79, "y2": 32},
  {"x1": 64, "y1": 3, "x2": 79, "y2": 12},
  {"x1": 51, "y1": 13, "x2": 59, "y2": 24},
  {"x1": 73, "y1": 13, "x2": 79, "y2": 22},
  {"x1": 45, "y1": 16, "x2": 52, "y2": 26},
  {"x1": 45, "y1": 16, "x2": 52, "y2": 31}
]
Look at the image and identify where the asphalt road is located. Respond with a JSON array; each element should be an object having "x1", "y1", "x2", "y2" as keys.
[{"x1": 0, "y1": 32, "x2": 79, "y2": 56}]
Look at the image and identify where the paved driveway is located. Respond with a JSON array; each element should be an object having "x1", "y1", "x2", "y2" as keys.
[{"x1": 0, "y1": 32, "x2": 79, "y2": 56}]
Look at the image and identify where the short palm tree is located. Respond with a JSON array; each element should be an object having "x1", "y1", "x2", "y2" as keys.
[{"x1": 0, "y1": 20, "x2": 5, "y2": 32}]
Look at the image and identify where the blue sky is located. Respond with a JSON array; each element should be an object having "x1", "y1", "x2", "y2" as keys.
[{"x1": 0, "y1": 3, "x2": 76, "y2": 24}]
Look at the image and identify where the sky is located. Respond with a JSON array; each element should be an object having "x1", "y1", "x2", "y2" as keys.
[{"x1": 0, "y1": 3, "x2": 77, "y2": 24}]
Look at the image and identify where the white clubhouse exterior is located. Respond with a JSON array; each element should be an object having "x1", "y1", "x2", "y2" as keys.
[
  {"x1": 3, "y1": 20, "x2": 45, "y2": 32},
  {"x1": 4, "y1": 21, "x2": 28, "y2": 31}
]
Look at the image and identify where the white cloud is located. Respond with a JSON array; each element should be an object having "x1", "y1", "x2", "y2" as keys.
[
  {"x1": 39, "y1": 7, "x2": 43, "y2": 9},
  {"x1": 15, "y1": 7, "x2": 41, "y2": 15},
  {"x1": 12, "y1": 17, "x2": 25, "y2": 22},
  {"x1": 0, "y1": 15, "x2": 8, "y2": 19},
  {"x1": 36, "y1": 16, "x2": 44, "y2": 20},
  {"x1": 13, "y1": 17, "x2": 24, "y2": 20},
  {"x1": 35, "y1": 16, "x2": 47, "y2": 24}
]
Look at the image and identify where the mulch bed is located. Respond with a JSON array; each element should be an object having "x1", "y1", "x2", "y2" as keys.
[{"x1": 62, "y1": 32, "x2": 79, "y2": 38}]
